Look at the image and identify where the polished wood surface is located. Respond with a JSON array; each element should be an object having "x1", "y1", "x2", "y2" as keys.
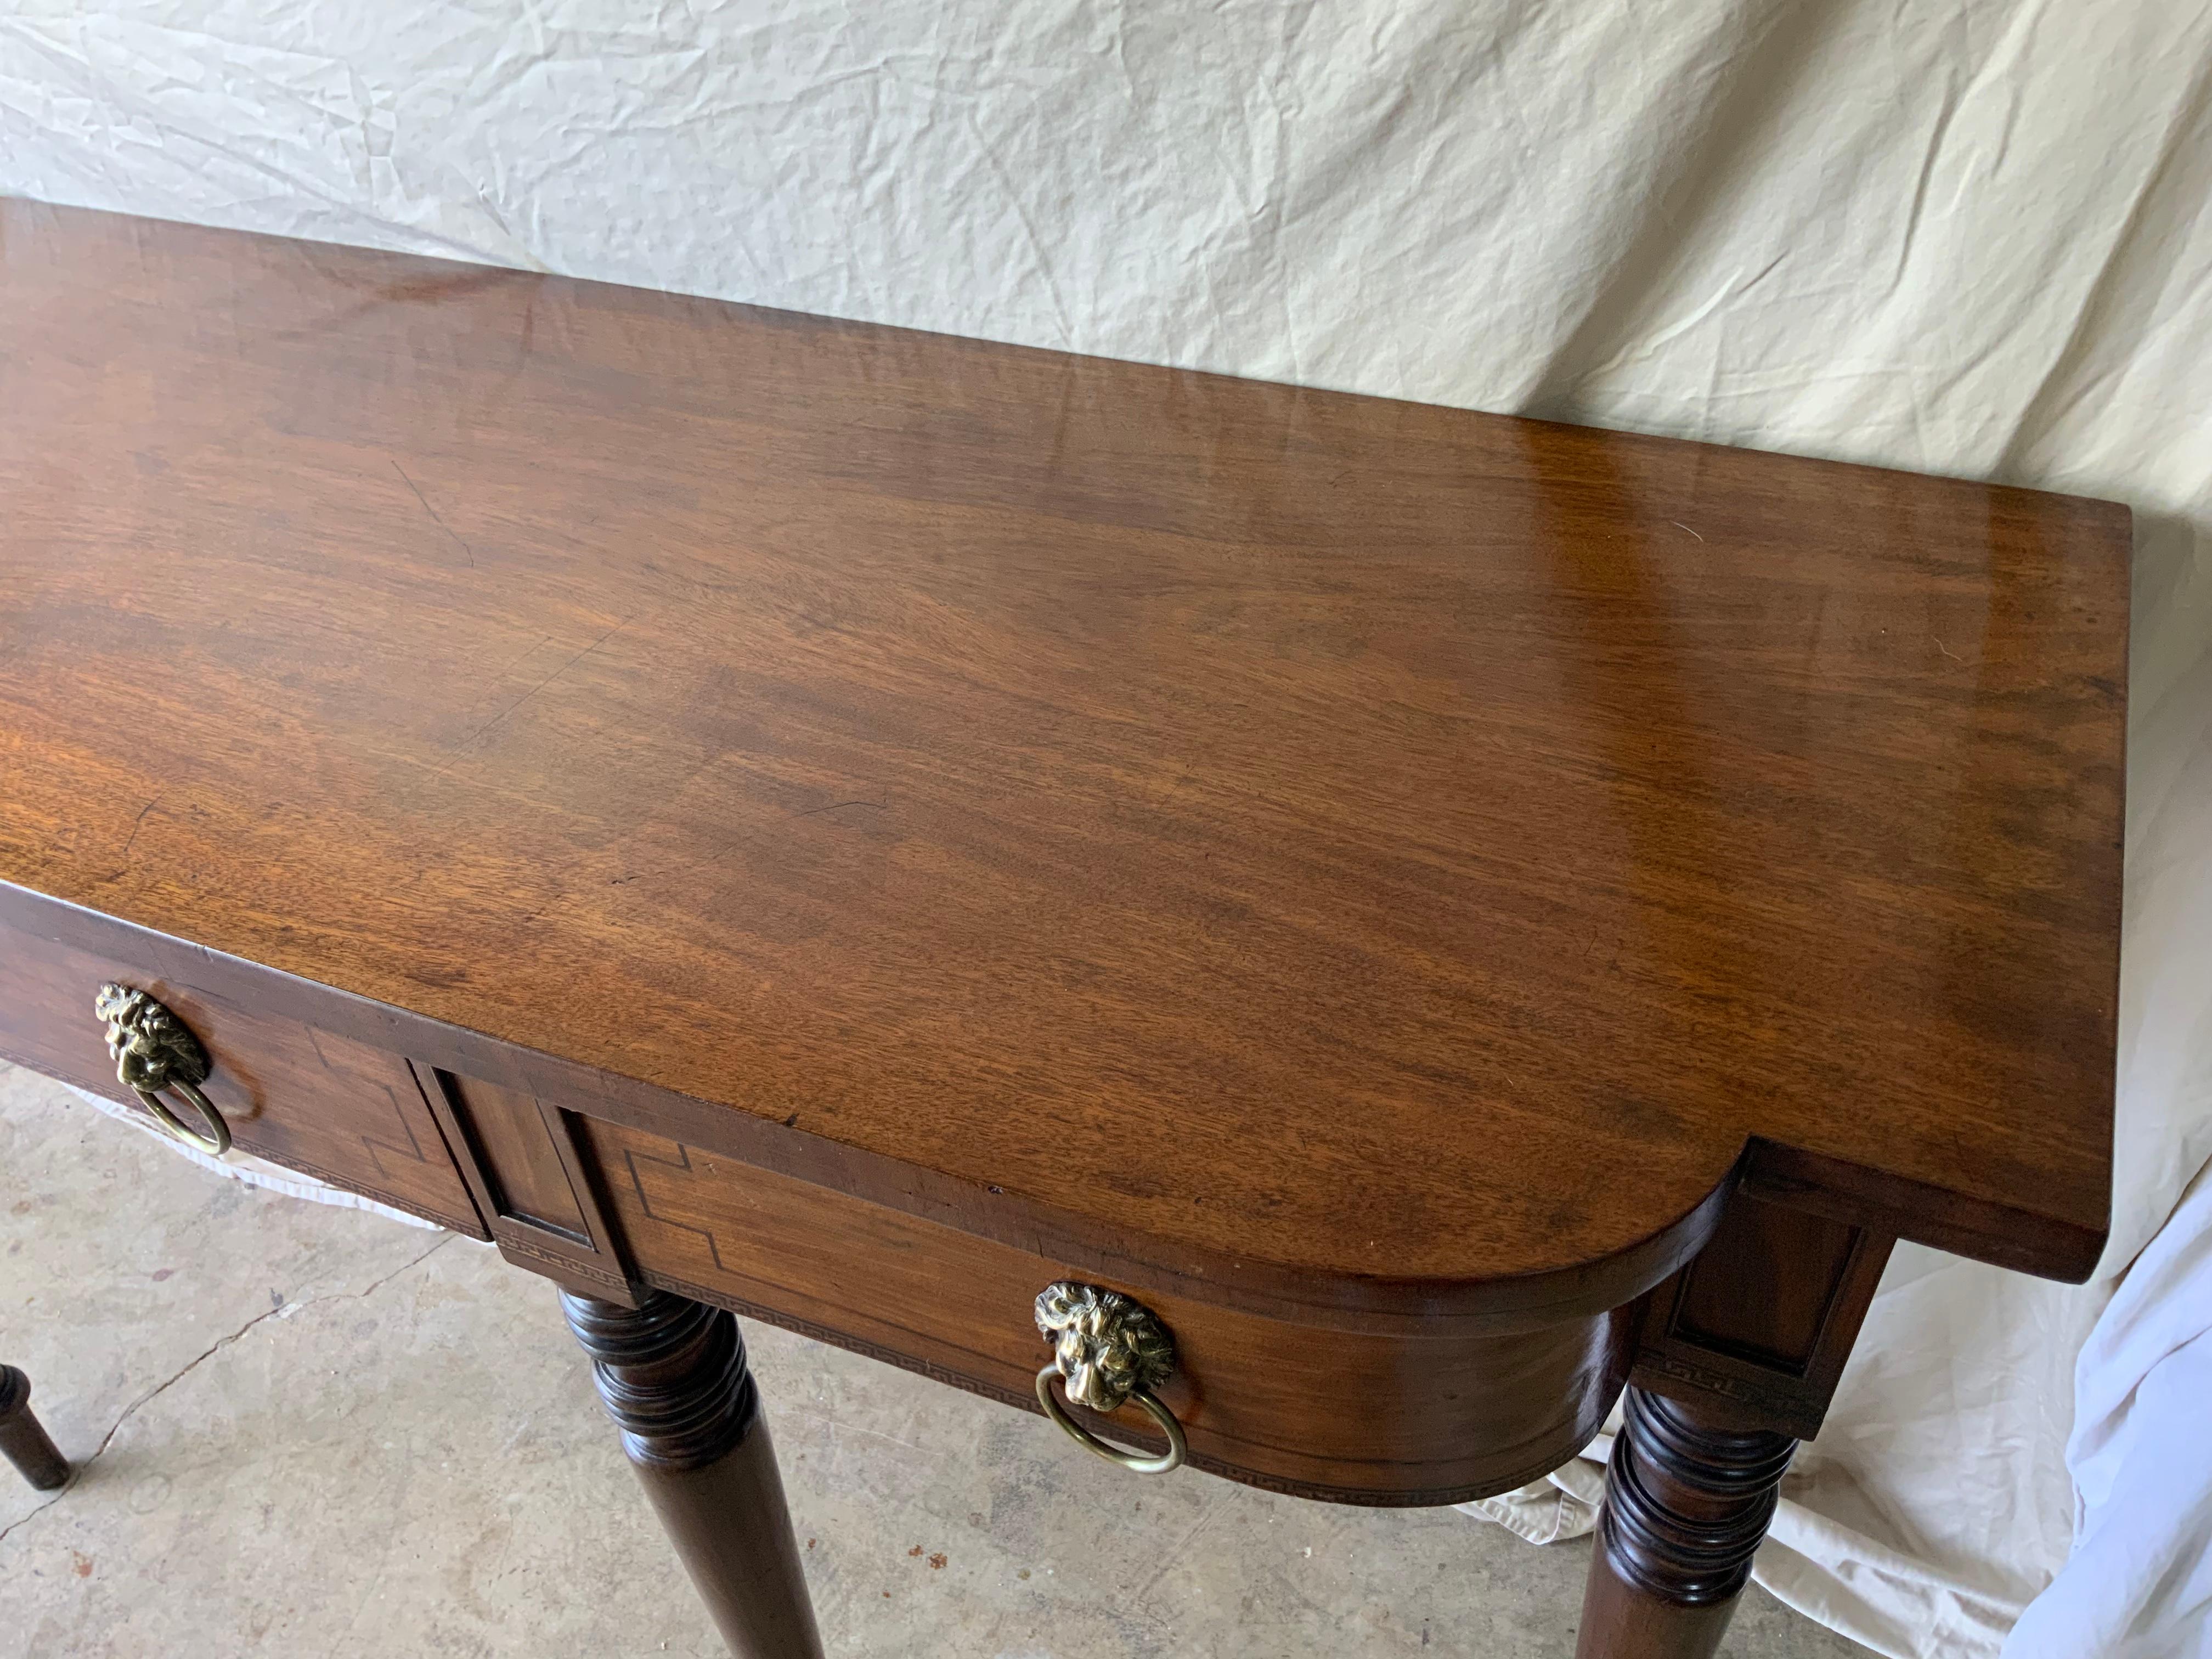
[
  {"x1": 0, "y1": 870, "x2": 1905, "y2": 1507},
  {"x1": 0, "y1": 199, "x2": 2134, "y2": 1659},
  {"x1": 0, "y1": 882, "x2": 1634, "y2": 1504},
  {"x1": 0, "y1": 200, "x2": 2125, "y2": 1321}
]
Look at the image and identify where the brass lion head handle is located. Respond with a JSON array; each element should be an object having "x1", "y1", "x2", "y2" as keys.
[
  {"x1": 95, "y1": 983, "x2": 210, "y2": 1093},
  {"x1": 93, "y1": 983, "x2": 230, "y2": 1156},
  {"x1": 1032, "y1": 1281, "x2": 1186, "y2": 1475}
]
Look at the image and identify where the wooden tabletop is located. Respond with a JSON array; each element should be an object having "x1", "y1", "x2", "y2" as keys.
[{"x1": 0, "y1": 201, "x2": 2126, "y2": 1312}]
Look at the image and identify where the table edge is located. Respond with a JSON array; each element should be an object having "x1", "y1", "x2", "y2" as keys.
[{"x1": 2, "y1": 879, "x2": 2108, "y2": 1325}]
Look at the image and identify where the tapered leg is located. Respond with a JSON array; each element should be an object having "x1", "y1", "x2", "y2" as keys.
[
  {"x1": 0, "y1": 1365, "x2": 68, "y2": 1491},
  {"x1": 1576, "y1": 1387, "x2": 1796, "y2": 1659},
  {"x1": 562, "y1": 1290, "x2": 825, "y2": 1659}
]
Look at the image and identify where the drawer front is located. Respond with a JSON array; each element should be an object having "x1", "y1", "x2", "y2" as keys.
[
  {"x1": 405, "y1": 1056, "x2": 1630, "y2": 1504},
  {"x1": 573, "y1": 1115, "x2": 1633, "y2": 1506},
  {"x1": 0, "y1": 913, "x2": 487, "y2": 1237}
]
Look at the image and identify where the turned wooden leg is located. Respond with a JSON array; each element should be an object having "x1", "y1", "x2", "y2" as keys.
[
  {"x1": 562, "y1": 1290, "x2": 825, "y2": 1659},
  {"x1": 0, "y1": 1365, "x2": 69, "y2": 1491},
  {"x1": 1576, "y1": 1387, "x2": 1796, "y2": 1659}
]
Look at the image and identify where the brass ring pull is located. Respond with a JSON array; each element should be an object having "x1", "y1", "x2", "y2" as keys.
[
  {"x1": 1033, "y1": 1281, "x2": 1187, "y2": 1476},
  {"x1": 1034, "y1": 1365, "x2": 1187, "y2": 1474},
  {"x1": 94, "y1": 983, "x2": 232, "y2": 1158},
  {"x1": 131, "y1": 1079, "x2": 232, "y2": 1158}
]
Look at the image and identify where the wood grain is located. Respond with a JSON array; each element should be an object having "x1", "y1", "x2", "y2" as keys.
[
  {"x1": 0, "y1": 879, "x2": 1704, "y2": 1330},
  {"x1": 0, "y1": 200, "x2": 2126, "y2": 1308}
]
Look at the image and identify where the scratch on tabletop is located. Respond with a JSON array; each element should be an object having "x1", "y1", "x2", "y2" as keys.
[
  {"x1": 392, "y1": 460, "x2": 478, "y2": 568},
  {"x1": 119, "y1": 789, "x2": 165, "y2": 862}
]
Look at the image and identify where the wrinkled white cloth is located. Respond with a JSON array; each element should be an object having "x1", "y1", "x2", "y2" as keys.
[
  {"x1": 2004, "y1": 1164, "x2": 2212, "y2": 1659},
  {"x1": 3, "y1": 3, "x2": 2209, "y2": 1653}
]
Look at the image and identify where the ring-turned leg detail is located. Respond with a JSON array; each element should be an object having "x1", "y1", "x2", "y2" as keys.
[
  {"x1": 562, "y1": 1290, "x2": 825, "y2": 1659},
  {"x1": 1576, "y1": 1387, "x2": 1796, "y2": 1658}
]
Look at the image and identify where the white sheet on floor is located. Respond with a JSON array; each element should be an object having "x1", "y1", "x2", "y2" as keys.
[
  {"x1": 2005, "y1": 1159, "x2": 2212, "y2": 1659},
  {"x1": 3, "y1": 3, "x2": 2208, "y2": 1652}
]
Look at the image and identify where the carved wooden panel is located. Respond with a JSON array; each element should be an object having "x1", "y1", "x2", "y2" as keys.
[
  {"x1": 0, "y1": 912, "x2": 484, "y2": 1235},
  {"x1": 1630, "y1": 1188, "x2": 1893, "y2": 1439},
  {"x1": 419, "y1": 1067, "x2": 641, "y2": 1303},
  {"x1": 437, "y1": 1074, "x2": 590, "y2": 1236}
]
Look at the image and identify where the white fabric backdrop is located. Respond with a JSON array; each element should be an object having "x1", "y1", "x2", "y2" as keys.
[{"x1": 4, "y1": 4, "x2": 2208, "y2": 1654}]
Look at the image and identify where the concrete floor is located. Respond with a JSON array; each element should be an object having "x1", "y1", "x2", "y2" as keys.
[{"x1": 1, "y1": 1063, "x2": 1869, "y2": 1658}]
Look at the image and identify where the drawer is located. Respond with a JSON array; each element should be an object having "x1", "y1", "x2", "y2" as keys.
[
  {"x1": 575, "y1": 1116, "x2": 1633, "y2": 1506},
  {"x1": 0, "y1": 911, "x2": 487, "y2": 1237},
  {"x1": 408, "y1": 1056, "x2": 1634, "y2": 1503},
  {"x1": 579, "y1": 1119, "x2": 1637, "y2": 1504}
]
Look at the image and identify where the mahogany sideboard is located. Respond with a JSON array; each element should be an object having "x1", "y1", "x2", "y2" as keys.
[{"x1": 0, "y1": 200, "x2": 2126, "y2": 1657}]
